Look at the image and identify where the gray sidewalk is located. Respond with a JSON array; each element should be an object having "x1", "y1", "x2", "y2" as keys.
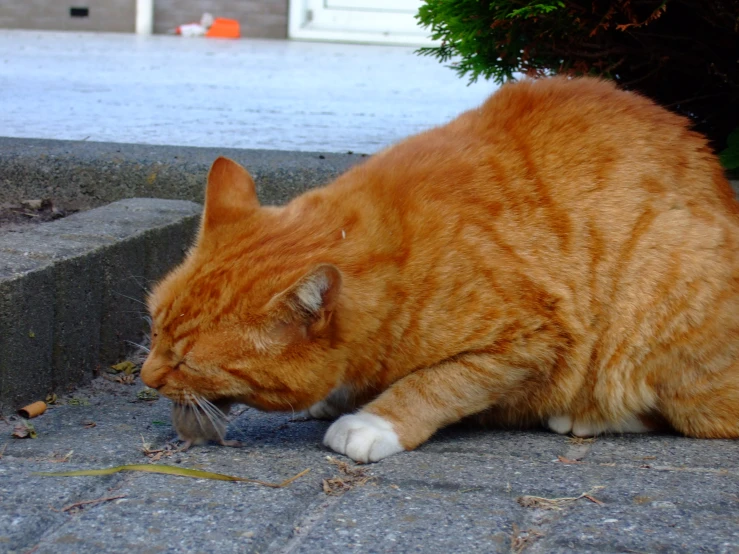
[{"x1": 1, "y1": 379, "x2": 737, "y2": 553}]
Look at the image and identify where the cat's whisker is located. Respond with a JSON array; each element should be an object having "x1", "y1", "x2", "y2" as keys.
[
  {"x1": 126, "y1": 272, "x2": 153, "y2": 295},
  {"x1": 125, "y1": 340, "x2": 150, "y2": 353},
  {"x1": 199, "y1": 397, "x2": 229, "y2": 422},
  {"x1": 191, "y1": 395, "x2": 209, "y2": 429},
  {"x1": 193, "y1": 395, "x2": 225, "y2": 440},
  {"x1": 196, "y1": 398, "x2": 224, "y2": 424},
  {"x1": 112, "y1": 291, "x2": 148, "y2": 307},
  {"x1": 285, "y1": 400, "x2": 296, "y2": 420},
  {"x1": 185, "y1": 393, "x2": 206, "y2": 432},
  {"x1": 205, "y1": 403, "x2": 229, "y2": 430}
]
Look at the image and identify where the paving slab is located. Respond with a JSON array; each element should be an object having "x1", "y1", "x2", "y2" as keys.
[{"x1": 0, "y1": 380, "x2": 737, "y2": 554}]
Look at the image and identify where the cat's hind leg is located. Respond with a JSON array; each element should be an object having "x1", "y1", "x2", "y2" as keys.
[{"x1": 659, "y1": 365, "x2": 739, "y2": 439}]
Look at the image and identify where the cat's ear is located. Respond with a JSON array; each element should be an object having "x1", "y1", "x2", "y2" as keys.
[
  {"x1": 268, "y1": 264, "x2": 342, "y2": 337},
  {"x1": 202, "y1": 157, "x2": 259, "y2": 233}
]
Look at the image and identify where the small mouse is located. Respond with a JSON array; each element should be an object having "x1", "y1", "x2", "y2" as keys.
[{"x1": 171, "y1": 398, "x2": 241, "y2": 450}]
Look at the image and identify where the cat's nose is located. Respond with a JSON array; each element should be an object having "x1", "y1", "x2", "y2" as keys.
[{"x1": 140, "y1": 358, "x2": 169, "y2": 390}]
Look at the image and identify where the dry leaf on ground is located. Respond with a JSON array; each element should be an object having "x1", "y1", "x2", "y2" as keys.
[
  {"x1": 12, "y1": 420, "x2": 37, "y2": 439},
  {"x1": 322, "y1": 456, "x2": 375, "y2": 495},
  {"x1": 110, "y1": 361, "x2": 139, "y2": 375},
  {"x1": 136, "y1": 388, "x2": 159, "y2": 401},
  {"x1": 511, "y1": 523, "x2": 543, "y2": 553},
  {"x1": 52, "y1": 494, "x2": 127, "y2": 514},
  {"x1": 140, "y1": 436, "x2": 178, "y2": 462},
  {"x1": 44, "y1": 450, "x2": 74, "y2": 463},
  {"x1": 517, "y1": 486, "x2": 605, "y2": 511},
  {"x1": 557, "y1": 455, "x2": 585, "y2": 464},
  {"x1": 566, "y1": 436, "x2": 595, "y2": 445},
  {"x1": 67, "y1": 398, "x2": 90, "y2": 407}
]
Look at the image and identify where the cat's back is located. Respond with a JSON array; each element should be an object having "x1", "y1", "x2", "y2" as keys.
[
  {"x1": 479, "y1": 77, "x2": 732, "y2": 204},
  {"x1": 354, "y1": 77, "x2": 736, "y2": 221}
]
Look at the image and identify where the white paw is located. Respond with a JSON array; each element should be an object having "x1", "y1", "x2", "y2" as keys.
[
  {"x1": 572, "y1": 421, "x2": 598, "y2": 438},
  {"x1": 572, "y1": 420, "x2": 604, "y2": 437},
  {"x1": 323, "y1": 412, "x2": 404, "y2": 463},
  {"x1": 547, "y1": 415, "x2": 573, "y2": 435},
  {"x1": 548, "y1": 413, "x2": 650, "y2": 437},
  {"x1": 307, "y1": 399, "x2": 341, "y2": 420}
]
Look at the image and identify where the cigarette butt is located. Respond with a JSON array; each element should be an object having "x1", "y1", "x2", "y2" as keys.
[{"x1": 18, "y1": 401, "x2": 47, "y2": 419}]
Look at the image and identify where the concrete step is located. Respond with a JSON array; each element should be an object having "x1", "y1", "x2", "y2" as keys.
[{"x1": 0, "y1": 198, "x2": 201, "y2": 412}]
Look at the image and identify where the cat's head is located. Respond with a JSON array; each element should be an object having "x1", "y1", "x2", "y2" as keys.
[{"x1": 140, "y1": 157, "x2": 344, "y2": 411}]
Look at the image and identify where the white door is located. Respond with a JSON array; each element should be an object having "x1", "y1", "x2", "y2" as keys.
[{"x1": 289, "y1": 0, "x2": 436, "y2": 45}]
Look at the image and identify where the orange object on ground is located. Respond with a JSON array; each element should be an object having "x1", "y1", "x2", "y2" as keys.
[
  {"x1": 206, "y1": 18, "x2": 240, "y2": 39},
  {"x1": 18, "y1": 401, "x2": 47, "y2": 419}
]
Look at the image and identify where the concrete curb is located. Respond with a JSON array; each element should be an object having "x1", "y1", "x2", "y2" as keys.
[
  {"x1": 1, "y1": 137, "x2": 735, "y2": 208},
  {"x1": 0, "y1": 137, "x2": 363, "y2": 208},
  {"x1": 0, "y1": 198, "x2": 201, "y2": 413}
]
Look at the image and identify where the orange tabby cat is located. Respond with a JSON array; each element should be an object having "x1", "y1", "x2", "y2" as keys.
[{"x1": 141, "y1": 77, "x2": 739, "y2": 462}]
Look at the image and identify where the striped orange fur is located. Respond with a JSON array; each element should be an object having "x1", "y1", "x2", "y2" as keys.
[{"x1": 141, "y1": 77, "x2": 739, "y2": 461}]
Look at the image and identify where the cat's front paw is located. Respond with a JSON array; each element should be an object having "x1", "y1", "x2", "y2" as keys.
[{"x1": 323, "y1": 412, "x2": 404, "y2": 463}]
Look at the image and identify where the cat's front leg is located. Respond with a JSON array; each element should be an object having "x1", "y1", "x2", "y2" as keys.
[
  {"x1": 324, "y1": 355, "x2": 529, "y2": 462},
  {"x1": 307, "y1": 386, "x2": 358, "y2": 420}
]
